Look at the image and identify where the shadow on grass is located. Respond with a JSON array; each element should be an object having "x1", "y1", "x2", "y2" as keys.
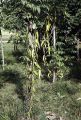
[
  {"x1": 12, "y1": 50, "x2": 24, "y2": 63},
  {"x1": 0, "y1": 68, "x2": 27, "y2": 100},
  {"x1": 69, "y1": 60, "x2": 81, "y2": 82}
]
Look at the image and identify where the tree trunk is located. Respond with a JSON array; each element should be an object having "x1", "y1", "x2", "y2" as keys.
[
  {"x1": 75, "y1": 36, "x2": 79, "y2": 61},
  {"x1": 53, "y1": 25, "x2": 56, "y2": 48},
  {"x1": 77, "y1": 39, "x2": 79, "y2": 61},
  {"x1": 0, "y1": 32, "x2": 5, "y2": 70},
  {"x1": 52, "y1": 25, "x2": 56, "y2": 82},
  {"x1": 53, "y1": 71, "x2": 56, "y2": 83}
]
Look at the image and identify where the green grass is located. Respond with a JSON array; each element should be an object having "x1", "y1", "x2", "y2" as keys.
[
  {"x1": 0, "y1": 43, "x2": 16, "y2": 66},
  {"x1": 32, "y1": 80, "x2": 81, "y2": 120},
  {"x1": 0, "y1": 43, "x2": 12, "y2": 68},
  {"x1": 0, "y1": 83, "x2": 23, "y2": 120},
  {"x1": 1, "y1": 29, "x2": 11, "y2": 41}
]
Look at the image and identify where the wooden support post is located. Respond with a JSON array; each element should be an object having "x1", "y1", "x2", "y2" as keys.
[
  {"x1": 0, "y1": 32, "x2": 5, "y2": 70},
  {"x1": 52, "y1": 25, "x2": 56, "y2": 82},
  {"x1": 77, "y1": 39, "x2": 79, "y2": 61},
  {"x1": 53, "y1": 25, "x2": 56, "y2": 48},
  {"x1": 75, "y1": 36, "x2": 80, "y2": 61}
]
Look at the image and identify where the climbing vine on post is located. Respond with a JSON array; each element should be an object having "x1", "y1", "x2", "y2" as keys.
[{"x1": 23, "y1": 23, "x2": 42, "y2": 119}]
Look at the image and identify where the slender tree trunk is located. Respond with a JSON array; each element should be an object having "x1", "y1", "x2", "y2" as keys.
[
  {"x1": 0, "y1": 33, "x2": 5, "y2": 70},
  {"x1": 75, "y1": 36, "x2": 79, "y2": 61},
  {"x1": 53, "y1": 25, "x2": 56, "y2": 48},
  {"x1": 52, "y1": 25, "x2": 56, "y2": 82},
  {"x1": 53, "y1": 71, "x2": 56, "y2": 82},
  {"x1": 77, "y1": 39, "x2": 79, "y2": 61}
]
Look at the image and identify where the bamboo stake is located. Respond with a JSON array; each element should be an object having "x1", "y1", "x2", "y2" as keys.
[
  {"x1": 75, "y1": 36, "x2": 80, "y2": 61},
  {"x1": 77, "y1": 39, "x2": 79, "y2": 61},
  {"x1": 0, "y1": 31, "x2": 4, "y2": 70},
  {"x1": 52, "y1": 25, "x2": 56, "y2": 82},
  {"x1": 53, "y1": 25, "x2": 56, "y2": 48}
]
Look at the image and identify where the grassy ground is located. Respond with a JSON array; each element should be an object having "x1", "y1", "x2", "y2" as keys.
[
  {"x1": 0, "y1": 35, "x2": 27, "y2": 120},
  {"x1": 35, "y1": 80, "x2": 81, "y2": 120},
  {"x1": 1, "y1": 29, "x2": 11, "y2": 41},
  {"x1": 0, "y1": 31, "x2": 81, "y2": 120}
]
